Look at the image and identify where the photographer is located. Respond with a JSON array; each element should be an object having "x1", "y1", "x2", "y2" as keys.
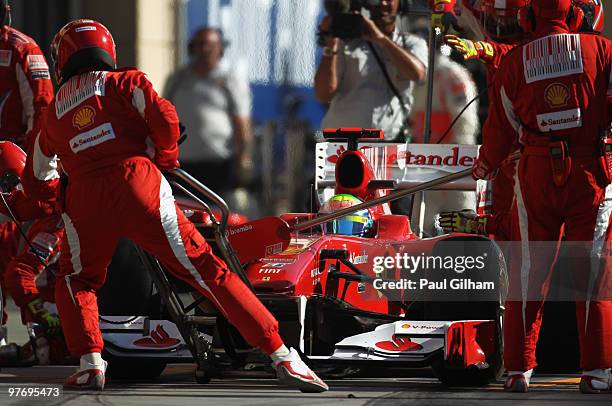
[{"x1": 315, "y1": 0, "x2": 428, "y2": 141}]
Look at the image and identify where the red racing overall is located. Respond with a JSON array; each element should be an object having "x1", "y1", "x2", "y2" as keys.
[
  {"x1": 476, "y1": 13, "x2": 612, "y2": 371},
  {"x1": 25, "y1": 69, "x2": 283, "y2": 357}
]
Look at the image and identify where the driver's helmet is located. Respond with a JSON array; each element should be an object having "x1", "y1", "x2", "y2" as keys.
[{"x1": 319, "y1": 194, "x2": 374, "y2": 237}]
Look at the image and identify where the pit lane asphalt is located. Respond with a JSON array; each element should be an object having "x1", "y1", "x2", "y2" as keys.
[
  {"x1": 0, "y1": 364, "x2": 610, "y2": 406},
  {"x1": 1, "y1": 303, "x2": 610, "y2": 405}
]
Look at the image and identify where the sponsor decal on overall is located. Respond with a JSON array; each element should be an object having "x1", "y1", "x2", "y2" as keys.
[
  {"x1": 0, "y1": 50, "x2": 12, "y2": 67},
  {"x1": 28, "y1": 232, "x2": 59, "y2": 261},
  {"x1": 27, "y1": 55, "x2": 49, "y2": 71},
  {"x1": 523, "y1": 34, "x2": 583, "y2": 83},
  {"x1": 28, "y1": 246, "x2": 51, "y2": 261},
  {"x1": 31, "y1": 70, "x2": 50, "y2": 80},
  {"x1": 32, "y1": 232, "x2": 59, "y2": 250},
  {"x1": 544, "y1": 83, "x2": 570, "y2": 108},
  {"x1": 537, "y1": 108, "x2": 582, "y2": 132},
  {"x1": 56, "y1": 71, "x2": 107, "y2": 118},
  {"x1": 27, "y1": 55, "x2": 50, "y2": 80},
  {"x1": 72, "y1": 105, "x2": 96, "y2": 129},
  {"x1": 70, "y1": 122, "x2": 116, "y2": 153}
]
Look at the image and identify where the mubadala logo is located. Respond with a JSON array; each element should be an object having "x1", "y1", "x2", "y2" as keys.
[
  {"x1": 70, "y1": 122, "x2": 115, "y2": 153},
  {"x1": 227, "y1": 224, "x2": 253, "y2": 236},
  {"x1": 537, "y1": 108, "x2": 582, "y2": 132}
]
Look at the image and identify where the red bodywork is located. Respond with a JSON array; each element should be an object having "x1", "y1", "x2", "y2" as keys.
[
  {"x1": 233, "y1": 132, "x2": 502, "y2": 379},
  {"x1": 244, "y1": 130, "x2": 415, "y2": 314},
  {"x1": 241, "y1": 130, "x2": 448, "y2": 317}
]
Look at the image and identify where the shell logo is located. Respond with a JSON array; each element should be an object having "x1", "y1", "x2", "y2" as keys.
[
  {"x1": 401, "y1": 323, "x2": 411, "y2": 329},
  {"x1": 545, "y1": 83, "x2": 570, "y2": 108},
  {"x1": 72, "y1": 106, "x2": 96, "y2": 129}
]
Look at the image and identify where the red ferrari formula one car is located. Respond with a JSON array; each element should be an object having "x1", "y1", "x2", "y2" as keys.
[{"x1": 98, "y1": 128, "x2": 507, "y2": 385}]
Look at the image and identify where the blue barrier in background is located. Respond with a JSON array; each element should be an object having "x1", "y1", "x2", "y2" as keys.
[{"x1": 186, "y1": 0, "x2": 326, "y2": 128}]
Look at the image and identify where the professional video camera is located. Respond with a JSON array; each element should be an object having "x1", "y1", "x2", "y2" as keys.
[{"x1": 322, "y1": 0, "x2": 415, "y2": 40}]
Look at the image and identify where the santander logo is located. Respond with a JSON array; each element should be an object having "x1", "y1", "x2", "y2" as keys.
[
  {"x1": 326, "y1": 144, "x2": 476, "y2": 168},
  {"x1": 392, "y1": 146, "x2": 475, "y2": 167}
]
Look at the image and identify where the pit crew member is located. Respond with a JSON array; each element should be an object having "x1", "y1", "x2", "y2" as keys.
[
  {"x1": 0, "y1": 0, "x2": 53, "y2": 147},
  {"x1": 433, "y1": 0, "x2": 529, "y2": 242},
  {"x1": 0, "y1": 141, "x2": 65, "y2": 362},
  {"x1": 24, "y1": 19, "x2": 328, "y2": 392},
  {"x1": 471, "y1": 0, "x2": 612, "y2": 393},
  {"x1": 437, "y1": 0, "x2": 605, "y2": 240}
]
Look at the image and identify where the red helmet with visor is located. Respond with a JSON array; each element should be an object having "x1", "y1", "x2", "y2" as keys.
[{"x1": 50, "y1": 19, "x2": 116, "y2": 84}]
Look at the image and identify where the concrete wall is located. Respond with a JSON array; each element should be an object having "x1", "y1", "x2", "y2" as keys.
[
  {"x1": 80, "y1": 0, "x2": 181, "y2": 91},
  {"x1": 135, "y1": 0, "x2": 181, "y2": 91},
  {"x1": 80, "y1": 0, "x2": 138, "y2": 68}
]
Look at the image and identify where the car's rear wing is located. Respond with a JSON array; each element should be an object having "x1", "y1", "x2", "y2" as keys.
[
  {"x1": 315, "y1": 142, "x2": 487, "y2": 236},
  {"x1": 316, "y1": 142, "x2": 480, "y2": 194}
]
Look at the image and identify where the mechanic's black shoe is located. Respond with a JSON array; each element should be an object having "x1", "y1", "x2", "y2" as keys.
[
  {"x1": 63, "y1": 361, "x2": 107, "y2": 391},
  {"x1": 504, "y1": 374, "x2": 529, "y2": 393},
  {"x1": 274, "y1": 348, "x2": 329, "y2": 393},
  {"x1": 580, "y1": 370, "x2": 611, "y2": 394}
]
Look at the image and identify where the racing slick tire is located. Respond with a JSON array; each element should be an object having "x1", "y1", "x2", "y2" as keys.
[
  {"x1": 99, "y1": 239, "x2": 167, "y2": 381},
  {"x1": 106, "y1": 358, "x2": 167, "y2": 380},
  {"x1": 98, "y1": 239, "x2": 155, "y2": 316}
]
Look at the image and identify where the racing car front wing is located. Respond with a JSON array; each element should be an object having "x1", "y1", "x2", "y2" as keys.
[{"x1": 308, "y1": 319, "x2": 496, "y2": 372}]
